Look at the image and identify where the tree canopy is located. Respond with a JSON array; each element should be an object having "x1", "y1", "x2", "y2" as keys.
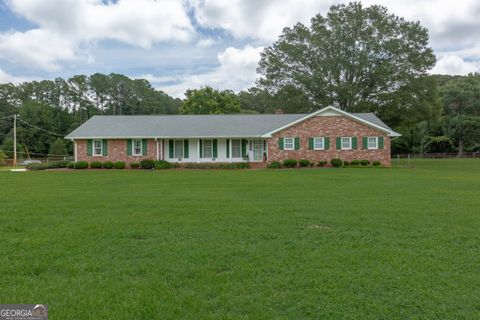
[{"x1": 258, "y1": 1, "x2": 437, "y2": 124}]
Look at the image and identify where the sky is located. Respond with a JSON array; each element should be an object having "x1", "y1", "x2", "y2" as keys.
[{"x1": 0, "y1": 0, "x2": 479, "y2": 98}]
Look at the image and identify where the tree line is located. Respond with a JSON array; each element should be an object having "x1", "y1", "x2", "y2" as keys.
[{"x1": 0, "y1": 2, "x2": 479, "y2": 158}]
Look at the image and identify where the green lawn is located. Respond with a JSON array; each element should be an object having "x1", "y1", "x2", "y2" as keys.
[{"x1": 1, "y1": 160, "x2": 479, "y2": 319}]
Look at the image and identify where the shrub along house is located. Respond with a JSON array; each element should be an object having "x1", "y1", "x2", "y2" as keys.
[{"x1": 65, "y1": 106, "x2": 400, "y2": 166}]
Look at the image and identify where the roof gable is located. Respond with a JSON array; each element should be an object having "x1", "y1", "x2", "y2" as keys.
[{"x1": 262, "y1": 106, "x2": 400, "y2": 137}]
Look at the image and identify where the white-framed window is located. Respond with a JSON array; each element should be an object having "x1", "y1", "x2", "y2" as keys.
[
  {"x1": 132, "y1": 139, "x2": 142, "y2": 156},
  {"x1": 231, "y1": 139, "x2": 241, "y2": 158},
  {"x1": 341, "y1": 137, "x2": 352, "y2": 150},
  {"x1": 174, "y1": 140, "x2": 184, "y2": 158},
  {"x1": 314, "y1": 137, "x2": 324, "y2": 150},
  {"x1": 367, "y1": 137, "x2": 378, "y2": 150},
  {"x1": 284, "y1": 137, "x2": 294, "y2": 150},
  {"x1": 203, "y1": 139, "x2": 212, "y2": 158},
  {"x1": 93, "y1": 139, "x2": 103, "y2": 156}
]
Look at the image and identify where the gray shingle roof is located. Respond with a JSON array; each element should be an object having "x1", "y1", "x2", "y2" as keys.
[{"x1": 65, "y1": 112, "x2": 399, "y2": 139}]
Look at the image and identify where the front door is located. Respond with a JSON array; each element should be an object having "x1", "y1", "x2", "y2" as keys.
[{"x1": 249, "y1": 139, "x2": 263, "y2": 162}]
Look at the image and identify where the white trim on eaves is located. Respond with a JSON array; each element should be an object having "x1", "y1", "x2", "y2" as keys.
[{"x1": 261, "y1": 106, "x2": 401, "y2": 137}]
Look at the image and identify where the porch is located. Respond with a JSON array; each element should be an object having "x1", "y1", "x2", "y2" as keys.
[{"x1": 160, "y1": 138, "x2": 268, "y2": 163}]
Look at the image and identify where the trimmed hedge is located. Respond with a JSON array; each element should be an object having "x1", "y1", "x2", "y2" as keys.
[
  {"x1": 372, "y1": 160, "x2": 381, "y2": 166},
  {"x1": 155, "y1": 160, "x2": 171, "y2": 170},
  {"x1": 114, "y1": 161, "x2": 126, "y2": 169},
  {"x1": 267, "y1": 161, "x2": 282, "y2": 169},
  {"x1": 129, "y1": 162, "x2": 140, "y2": 169},
  {"x1": 298, "y1": 159, "x2": 310, "y2": 167},
  {"x1": 67, "y1": 162, "x2": 75, "y2": 169},
  {"x1": 343, "y1": 160, "x2": 350, "y2": 167},
  {"x1": 103, "y1": 161, "x2": 114, "y2": 169},
  {"x1": 74, "y1": 161, "x2": 88, "y2": 169},
  {"x1": 360, "y1": 159, "x2": 370, "y2": 166},
  {"x1": 350, "y1": 160, "x2": 360, "y2": 166},
  {"x1": 140, "y1": 159, "x2": 155, "y2": 169},
  {"x1": 317, "y1": 160, "x2": 327, "y2": 167},
  {"x1": 283, "y1": 159, "x2": 297, "y2": 168},
  {"x1": 27, "y1": 163, "x2": 47, "y2": 171},
  {"x1": 182, "y1": 162, "x2": 249, "y2": 170},
  {"x1": 331, "y1": 158, "x2": 343, "y2": 167},
  {"x1": 90, "y1": 161, "x2": 102, "y2": 169}
]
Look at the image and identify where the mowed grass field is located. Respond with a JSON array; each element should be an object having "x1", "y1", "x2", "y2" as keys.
[{"x1": 0, "y1": 159, "x2": 479, "y2": 319}]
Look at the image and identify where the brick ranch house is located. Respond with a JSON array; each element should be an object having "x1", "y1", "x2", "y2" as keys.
[{"x1": 65, "y1": 106, "x2": 400, "y2": 166}]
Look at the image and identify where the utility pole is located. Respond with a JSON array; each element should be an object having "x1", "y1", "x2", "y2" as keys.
[{"x1": 13, "y1": 114, "x2": 17, "y2": 167}]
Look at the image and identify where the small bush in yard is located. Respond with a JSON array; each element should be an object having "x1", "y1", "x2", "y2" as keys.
[
  {"x1": 27, "y1": 163, "x2": 47, "y2": 171},
  {"x1": 372, "y1": 160, "x2": 381, "y2": 166},
  {"x1": 140, "y1": 159, "x2": 155, "y2": 169},
  {"x1": 317, "y1": 160, "x2": 327, "y2": 167},
  {"x1": 298, "y1": 159, "x2": 310, "y2": 167},
  {"x1": 67, "y1": 162, "x2": 75, "y2": 169},
  {"x1": 103, "y1": 161, "x2": 114, "y2": 169},
  {"x1": 360, "y1": 159, "x2": 370, "y2": 166},
  {"x1": 74, "y1": 161, "x2": 88, "y2": 169},
  {"x1": 155, "y1": 160, "x2": 171, "y2": 170},
  {"x1": 331, "y1": 158, "x2": 343, "y2": 167},
  {"x1": 129, "y1": 162, "x2": 140, "y2": 169},
  {"x1": 267, "y1": 161, "x2": 282, "y2": 169},
  {"x1": 283, "y1": 159, "x2": 298, "y2": 168},
  {"x1": 343, "y1": 160, "x2": 350, "y2": 166},
  {"x1": 90, "y1": 161, "x2": 102, "y2": 169},
  {"x1": 114, "y1": 161, "x2": 126, "y2": 169},
  {"x1": 350, "y1": 160, "x2": 360, "y2": 166},
  {"x1": 57, "y1": 160, "x2": 70, "y2": 168}
]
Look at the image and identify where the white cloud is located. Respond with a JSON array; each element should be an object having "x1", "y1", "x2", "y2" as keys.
[
  {"x1": 0, "y1": 0, "x2": 194, "y2": 70},
  {"x1": 190, "y1": 0, "x2": 333, "y2": 42},
  {"x1": 141, "y1": 45, "x2": 263, "y2": 97},
  {"x1": 0, "y1": 67, "x2": 36, "y2": 83},
  {"x1": 430, "y1": 55, "x2": 478, "y2": 75}
]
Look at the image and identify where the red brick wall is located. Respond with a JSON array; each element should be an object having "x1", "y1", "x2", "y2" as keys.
[
  {"x1": 267, "y1": 115, "x2": 391, "y2": 165},
  {"x1": 76, "y1": 139, "x2": 157, "y2": 163}
]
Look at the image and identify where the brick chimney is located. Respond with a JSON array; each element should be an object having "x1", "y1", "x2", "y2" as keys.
[{"x1": 275, "y1": 108, "x2": 284, "y2": 114}]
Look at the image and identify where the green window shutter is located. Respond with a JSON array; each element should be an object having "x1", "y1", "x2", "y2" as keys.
[
  {"x1": 241, "y1": 139, "x2": 247, "y2": 157},
  {"x1": 294, "y1": 137, "x2": 300, "y2": 150},
  {"x1": 169, "y1": 140, "x2": 174, "y2": 158},
  {"x1": 184, "y1": 139, "x2": 189, "y2": 158},
  {"x1": 278, "y1": 138, "x2": 284, "y2": 150},
  {"x1": 142, "y1": 139, "x2": 147, "y2": 155},
  {"x1": 379, "y1": 137, "x2": 384, "y2": 149},
  {"x1": 352, "y1": 137, "x2": 357, "y2": 149},
  {"x1": 127, "y1": 139, "x2": 132, "y2": 156},
  {"x1": 87, "y1": 139, "x2": 92, "y2": 156},
  {"x1": 325, "y1": 137, "x2": 330, "y2": 150},
  {"x1": 308, "y1": 137, "x2": 314, "y2": 150},
  {"x1": 102, "y1": 139, "x2": 108, "y2": 156},
  {"x1": 199, "y1": 139, "x2": 203, "y2": 158},
  {"x1": 336, "y1": 137, "x2": 341, "y2": 150},
  {"x1": 213, "y1": 139, "x2": 218, "y2": 158},
  {"x1": 226, "y1": 139, "x2": 230, "y2": 158},
  {"x1": 363, "y1": 137, "x2": 368, "y2": 149}
]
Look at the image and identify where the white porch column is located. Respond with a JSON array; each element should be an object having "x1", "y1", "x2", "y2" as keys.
[
  {"x1": 197, "y1": 139, "x2": 200, "y2": 163},
  {"x1": 229, "y1": 138, "x2": 232, "y2": 163},
  {"x1": 160, "y1": 139, "x2": 164, "y2": 160},
  {"x1": 73, "y1": 139, "x2": 77, "y2": 162},
  {"x1": 155, "y1": 138, "x2": 159, "y2": 161}
]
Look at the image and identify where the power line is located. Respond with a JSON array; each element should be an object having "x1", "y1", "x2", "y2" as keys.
[
  {"x1": 0, "y1": 115, "x2": 14, "y2": 120},
  {"x1": 16, "y1": 117, "x2": 65, "y2": 137}
]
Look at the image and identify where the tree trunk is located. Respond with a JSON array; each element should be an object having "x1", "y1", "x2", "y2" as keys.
[{"x1": 458, "y1": 138, "x2": 464, "y2": 156}]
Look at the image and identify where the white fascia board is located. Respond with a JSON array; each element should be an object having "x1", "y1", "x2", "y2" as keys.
[
  {"x1": 66, "y1": 135, "x2": 265, "y2": 140},
  {"x1": 262, "y1": 106, "x2": 400, "y2": 137}
]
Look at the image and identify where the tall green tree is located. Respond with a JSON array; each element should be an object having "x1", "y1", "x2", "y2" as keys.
[
  {"x1": 258, "y1": 2, "x2": 436, "y2": 124},
  {"x1": 181, "y1": 86, "x2": 242, "y2": 114}
]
